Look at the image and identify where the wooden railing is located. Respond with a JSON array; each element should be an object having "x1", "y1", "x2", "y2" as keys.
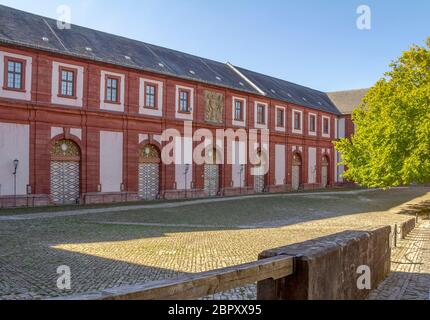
[{"x1": 67, "y1": 255, "x2": 295, "y2": 300}]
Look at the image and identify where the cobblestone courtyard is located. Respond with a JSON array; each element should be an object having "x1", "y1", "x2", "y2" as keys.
[
  {"x1": 1, "y1": 187, "x2": 429, "y2": 300},
  {"x1": 369, "y1": 220, "x2": 430, "y2": 300}
]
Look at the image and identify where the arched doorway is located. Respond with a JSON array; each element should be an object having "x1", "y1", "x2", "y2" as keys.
[
  {"x1": 321, "y1": 155, "x2": 329, "y2": 188},
  {"x1": 292, "y1": 153, "x2": 302, "y2": 191},
  {"x1": 204, "y1": 148, "x2": 220, "y2": 197},
  {"x1": 138, "y1": 144, "x2": 161, "y2": 200},
  {"x1": 254, "y1": 150, "x2": 265, "y2": 193},
  {"x1": 50, "y1": 139, "x2": 81, "y2": 204}
]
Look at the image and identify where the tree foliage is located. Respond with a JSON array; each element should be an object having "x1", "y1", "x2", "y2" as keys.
[{"x1": 335, "y1": 38, "x2": 430, "y2": 188}]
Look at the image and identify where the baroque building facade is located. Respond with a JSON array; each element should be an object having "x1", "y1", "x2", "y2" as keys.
[{"x1": 0, "y1": 5, "x2": 350, "y2": 207}]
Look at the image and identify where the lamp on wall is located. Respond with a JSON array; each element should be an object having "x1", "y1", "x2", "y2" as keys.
[
  {"x1": 184, "y1": 164, "x2": 190, "y2": 199},
  {"x1": 13, "y1": 159, "x2": 19, "y2": 207},
  {"x1": 13, "y1": 159, "x2": 19, "y2": 175},
  {"x1": 239, "y1": 164, "x2": 245, "y2": 195}
]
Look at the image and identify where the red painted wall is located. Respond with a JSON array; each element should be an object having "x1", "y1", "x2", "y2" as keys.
[{"x1": 0, "y1": 44, "x2": 339, "y2": 205}]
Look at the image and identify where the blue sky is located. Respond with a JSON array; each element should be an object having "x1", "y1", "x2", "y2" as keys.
[{"x1": 1, "y1": 0, "x2": 429, "y2": 92}]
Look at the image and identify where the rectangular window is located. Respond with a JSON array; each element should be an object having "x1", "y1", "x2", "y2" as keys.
[
  {"x1": 277, "y1": 109, "x2": 285, "y2": 127},
  {"x1": 145, "y1": 84, "x2": 157, "y2": 109},
  {"x1": 234, "y1": 100, "x2": 243, "y2": 121},
  {"x1": 59, "y1": 67, "x2": 75, "y2": 97},
  {"x1": 106, "y1": 76, "x2": 120, "y2": 103},
  {"x1": 323, "y1": 118, "x2": 330, "y2": 135},
  {"x1": 294, "y1": 111, "x2": 301, "y2": 130},
  {"x1": 257, "y1": 104, "x2": 266, "y2": 124},
  {"x1": 5, "y1": 59, "x2": 24, "y2": 90},
  {"x1": 179, "y1": 89, "x2": 190, "y2": 113},
  {"x1": 309, "y1": 114, "x2": 316, "y2": 132}
]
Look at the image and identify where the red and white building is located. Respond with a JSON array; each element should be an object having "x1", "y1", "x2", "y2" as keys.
[{"x1": 0, "y1": 5, "x2": 355, "y2": 207}]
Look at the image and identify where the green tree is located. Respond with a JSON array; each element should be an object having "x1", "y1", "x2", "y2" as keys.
[{"x1": 335, "y1": 37, "x2": 430, "y2": 188}]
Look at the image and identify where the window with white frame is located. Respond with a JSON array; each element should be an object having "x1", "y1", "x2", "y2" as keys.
[
  {"x1": 232, "y1": 97, "x2": 246, "y2": 127},
  {"x1": 51, "y1": 61, "x2": 84, "y2": 107},
  {"x1": 309, "y1": 113, "x2": 317, "y2": 135},
  {"x1": 175, "y1": 85, "x2": 194, "y2": 121},
  {"x1": 256, "y1": 103, "x2": 266, "y2": 124},
  {"x1": 139, "y1": 78, "x2": 163, "y2": 117},
  {"x1": 322, "y1": 116, "x2": 331, "y2": 137},
  {"x1": 105, "y1": 76, "x2": 120, "y2": 103},
  {"x1": 292, "y1": 110, "x2": 303, "y2": 134},
  {"x1": 275, "y1": 106, "x2": 286, "y2": 131},
  {"x1": 179, "y1": 89, "x2": 191, "y2": 113},
  {"x1": 234, "y1": 99, "x2": 244, "y2": 121},
  {"x1": 145, "y1": 83, "x2": 157, "y2": 109},
  {"x1": 5, "y1": 58, "x2": 24, "y2": 90},
  {"x1": 0, "y1": 52, "x2": 32, "y2": 101},
  {"x1": 277, "y1": 108, "x2": 284, "y2": 127},
  {"x1": 100, "y1": 71, "x2": 125, "y2": 112},
  {"x1": 59, "y1": 67, "x2": 76, "y2": 97}
]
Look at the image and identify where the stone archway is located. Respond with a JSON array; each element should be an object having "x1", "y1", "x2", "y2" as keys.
[
  {"x1": 204, "y1": 148, "x2": 220, "y2": 197},
  {"x1": 292, "y1": 153, "x2": 302, "y2": 191},
  {"x1": 321, "y1": 155, "x2": 329, "y2": 188},
  {"x1": 138, "y1": 144, "x2": 161, "y2": 200},
  {"x1": 50, "y1": 139, "x2": 81, "y2": 204}
]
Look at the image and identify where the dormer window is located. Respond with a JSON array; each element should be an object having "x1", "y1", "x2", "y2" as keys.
[{"x1": 5, "y1": 58, "x2": 25, "y2": 91}]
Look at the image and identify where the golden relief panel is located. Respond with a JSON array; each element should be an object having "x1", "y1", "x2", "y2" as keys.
[
  {"x1": 139, "y1": 144, "x2": 161, "y2": 163},
  {"x1": 51, "y1": 140, "x2": 80, "y2": 158},
  {"x1": 204, "y1": 90, "x2": 224, "y2": 124}
]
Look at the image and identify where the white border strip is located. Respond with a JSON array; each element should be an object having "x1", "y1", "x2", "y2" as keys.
[{"x1": 226, "y1": 62, "x2": 266, "y2": 96}]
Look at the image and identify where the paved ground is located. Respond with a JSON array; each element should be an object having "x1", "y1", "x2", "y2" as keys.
[
  {"x1": 369, "y1": 220, "x2": 430, "y2": 300},
  {"x1": 0, "y1": 186, "x2": 429, "y2": 300},
  {"x1": 0, "y1": 189, "x2": 376, "y2": 221}
]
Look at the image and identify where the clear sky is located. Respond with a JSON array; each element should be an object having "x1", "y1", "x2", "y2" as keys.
[{"x1": 1, "y1": 0, "x2": 429, "y2": 92}]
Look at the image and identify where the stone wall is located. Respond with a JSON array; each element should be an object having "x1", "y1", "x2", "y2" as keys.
[
  {"x1": 257, "y1": 226, "x2": 391, "y2": 300},
  {"x1": 0, "y1": 195, "x2": 49, "y2": 208},
  {"x1": 400, "y1": 218, "x2": 416, "y2": 239}
]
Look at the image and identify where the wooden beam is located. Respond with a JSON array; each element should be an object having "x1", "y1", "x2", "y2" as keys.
[{"x1": 85, "y1": 255, "x2": 294, "y2": 300}]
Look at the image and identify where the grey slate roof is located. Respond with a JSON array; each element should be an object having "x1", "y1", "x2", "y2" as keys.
[
  {"x1": 0, "y1": 4, "x2": 342, "y2": 115},
  {"x1": 235, "y1": 66, "x2": 342, "y2": 114},
  {"x1": 0, "y1": 4, "x2": 256, "y2": 94},
  {"x1": 327, "y1": 89, "x2": 369, "y2": 115}
]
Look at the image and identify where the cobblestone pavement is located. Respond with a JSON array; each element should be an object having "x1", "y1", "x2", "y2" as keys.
[
  {"x1": 0, "y1": 189, "x2": 377, "y2": 221},
  {"x1": 1, "y1": 187, "x2": 429, "y2": 300},
  {"x1": 369, "y1": 220, "x2": 430, "y2": 300}
]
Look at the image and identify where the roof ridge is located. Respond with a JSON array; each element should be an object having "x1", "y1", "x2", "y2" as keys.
[
  {"x1": 0, "y1": 4, "x2": 343, "y2": 114},
  {"x1": 234, "y1": 64, "x2": 328, "y2": 95},
  {"x1": 327, "y1": 88, "x2": 369, "y2": 94},
  {"x1": 226, "y1": 62, "x2": 266, "y2": 96}
]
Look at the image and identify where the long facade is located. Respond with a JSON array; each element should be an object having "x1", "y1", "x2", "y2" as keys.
[{"x1": 0, "y1": 6, "x2": 347, "y2": 207}]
